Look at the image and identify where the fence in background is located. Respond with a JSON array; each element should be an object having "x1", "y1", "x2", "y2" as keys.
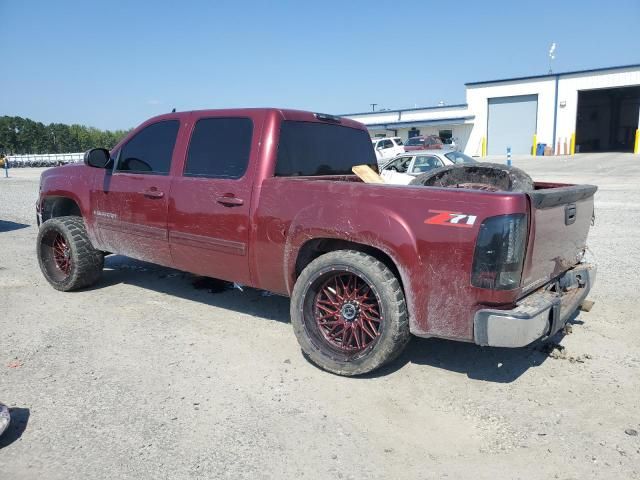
[{"x1": 5, "y1": 152, "x2": 84, "y2": 167}]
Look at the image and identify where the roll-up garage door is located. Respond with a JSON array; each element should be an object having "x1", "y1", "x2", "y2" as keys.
[{"x1": 487, "y1": 94, "x2": 538, "y2": 155}]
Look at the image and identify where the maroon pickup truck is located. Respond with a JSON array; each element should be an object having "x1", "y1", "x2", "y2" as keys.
[{"x1": 36, "y1": 108, "x2": 596, "y2": 376}]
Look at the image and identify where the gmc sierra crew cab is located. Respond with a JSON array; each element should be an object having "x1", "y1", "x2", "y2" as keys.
[{"x1": 36, "y1": 108, "x2": 596, "y2": 375}]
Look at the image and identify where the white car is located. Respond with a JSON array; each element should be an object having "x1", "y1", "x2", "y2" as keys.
[
  {"x1": 379, "y1": 149, "x2": 477, "y2": 185},
  {"x1": 372, "y1": 137, "x2": 405, "y2": 163}
]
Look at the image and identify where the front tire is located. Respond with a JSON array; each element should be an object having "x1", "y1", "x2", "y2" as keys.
[
  {"x1": 291, "y1": 250, "x2": 410, "y2": 376},
  {"x1": 37, "y1": 216, "x2": 104, "y2": 291}
]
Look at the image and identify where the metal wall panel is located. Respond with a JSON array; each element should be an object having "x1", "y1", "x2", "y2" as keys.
[{"x1": 487, "y1": 95, "x2": 538, "y2": 154}]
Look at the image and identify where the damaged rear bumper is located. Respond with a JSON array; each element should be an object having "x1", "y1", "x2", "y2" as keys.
[{"x1": 473, "y1": 262, "x2": 596, "y2": 347}]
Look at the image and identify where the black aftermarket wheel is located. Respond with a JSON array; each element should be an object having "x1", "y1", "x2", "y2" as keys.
[
  {"x1": 290, "y1": 250, "x2": 410, "y2": 376},
  {"x1": 37, "y1": 216, "x2": 104, "y2": 291}
]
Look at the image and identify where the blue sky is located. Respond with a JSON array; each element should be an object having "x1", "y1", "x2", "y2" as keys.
[{"x1": 1, "y1": 0, "x2": 638, "y2": 130}]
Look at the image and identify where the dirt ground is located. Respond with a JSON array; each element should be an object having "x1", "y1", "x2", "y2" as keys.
[{"x1": 1, "y1": 153, "x2": 639, "y2": 479}]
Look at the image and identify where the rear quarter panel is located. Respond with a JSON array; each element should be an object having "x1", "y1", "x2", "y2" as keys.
[{"x1": 254, "y1": 178, "x2": 528, "y2": 341}]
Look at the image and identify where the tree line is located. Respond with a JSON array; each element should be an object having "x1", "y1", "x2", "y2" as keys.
[{"x1": 0, "y1": 116, "x2": 130, "y2": 155}]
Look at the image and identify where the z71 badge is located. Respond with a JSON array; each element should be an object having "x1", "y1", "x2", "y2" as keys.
[{"x1": 424, "y1": 210, "x2": 477, "y2": 228}]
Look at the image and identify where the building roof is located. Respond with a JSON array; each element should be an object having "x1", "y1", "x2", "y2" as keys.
[
  {"x1": 340, "y1": 103, "x2": 468, "y2": 117},
  {"x1": 465, "y1": 63, "x2": 640, "y2": 86},
  {"x1": 364, "y1": 116, "x2": 475, "y2": 129}
]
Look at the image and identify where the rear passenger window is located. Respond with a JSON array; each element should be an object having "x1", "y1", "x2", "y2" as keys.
[
  {"x1": 275, "y1": 121, "x2": 377, "y2": 176},
  {"x1": 117, "y1": 120, "x2": 179, "y2": 174},
  {"x1": 185, "y1": 118, "x2": 253, "y2": 178}
]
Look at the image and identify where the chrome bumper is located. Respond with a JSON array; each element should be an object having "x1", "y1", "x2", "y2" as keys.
[{"x1": 474, "y1": 263, "x2": 596, "y2": 347}]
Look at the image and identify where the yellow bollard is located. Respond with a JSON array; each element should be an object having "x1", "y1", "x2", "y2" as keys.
[
  {"x1": 635, "y1": 129, "x2": 639, "y2": 154},
  {"x1": 570, "y1": 133, "x2": 576, "y2": 155},
  {"x1": 481, "y1": 136, "x2": 487, "y2": 158},
  {"x1": 532, "y1": 134, "x2": 537, "y2": 156}
]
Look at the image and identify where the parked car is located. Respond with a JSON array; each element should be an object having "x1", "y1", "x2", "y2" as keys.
[
  {"x1": 379, "y1": 150, "x2": 476, "y2": 184},
  {"x1": 372, "y1": 137, "x2": 404, "y2": 163},
  {"x1": 36, "y1": 108, "x2": 596, "y2": 376},
  {"x1": 404, "y1": 135, "x2": 445, "y2": 151}
]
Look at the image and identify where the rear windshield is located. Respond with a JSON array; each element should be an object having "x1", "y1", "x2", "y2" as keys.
[
  {"x1": 275, "y1": 121, "x2": 377, "y2": 176},
  {"x1": 444, "y1": 151, "x2": 476, "y2": 164},
  {"x1": 406, "y1": 138, "x2": 424, "y2": 146}
]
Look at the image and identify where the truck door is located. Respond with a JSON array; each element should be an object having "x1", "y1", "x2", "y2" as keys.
[
  {"x1": 91, "y1": 119, "x2": 180, "y2": 266},
  {"x1": 167, "y1": 114, "x2": 260, "y2": 285}
]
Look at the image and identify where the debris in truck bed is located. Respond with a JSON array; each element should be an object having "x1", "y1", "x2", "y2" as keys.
[
  {"x1": 409, "y1": 162, "x2": 535, "y2": 192},
  {"x1": 352, "y1": 165, "x2": 385, "y2": 184}
]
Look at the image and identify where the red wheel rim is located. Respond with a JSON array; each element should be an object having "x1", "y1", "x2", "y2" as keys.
[
  {"x1": 313, "y1": 273, "x2": 382, "y2": 352},
  {"x1": 52, "y1": 233, "x2": 72, "y2": 276}
]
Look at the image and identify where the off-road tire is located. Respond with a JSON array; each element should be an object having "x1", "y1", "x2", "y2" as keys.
[
  {"x1": 409, "y1": 162, "x2": 535, "y2": 192},
  {"x1": 290, "y1": 250, "x2": 410, "y2": 376},
  {"x1": 37, "y1": 216, "x2": 104, "y2": 291}
]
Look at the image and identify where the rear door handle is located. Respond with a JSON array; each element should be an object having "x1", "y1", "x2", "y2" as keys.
[
  {"x1": 140, "y1": 189, "x2": 164, "y2": 199},
  {"x1": 216, "y1": 196, "x2": 244, "y2": 207}
]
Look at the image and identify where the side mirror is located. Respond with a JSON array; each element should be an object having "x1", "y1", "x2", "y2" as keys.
[{"x1": 84, "y1": 148, "x2": 110, "y2": 168}]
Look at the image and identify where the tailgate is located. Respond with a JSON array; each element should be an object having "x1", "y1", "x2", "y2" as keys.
[{"x1": 521, "y1": 184, "x2": 597, "y2": 293}]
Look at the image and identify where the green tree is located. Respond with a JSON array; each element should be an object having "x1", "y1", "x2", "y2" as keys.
[{"x1": 0, "y1": 116, "x2": 130, "y2": 155}]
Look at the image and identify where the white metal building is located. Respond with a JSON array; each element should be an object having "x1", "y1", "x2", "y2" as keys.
[{"x1": 343, "y1": 64, "x2": 640, "y2": 156}]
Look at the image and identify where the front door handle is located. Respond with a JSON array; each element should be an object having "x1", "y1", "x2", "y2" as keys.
[
  {"x1": 140, "y1": 188, "x2": 164, "y2": 199},
  {"x1": 216, "y1": 196, "x2": 244, "y2": 207}
]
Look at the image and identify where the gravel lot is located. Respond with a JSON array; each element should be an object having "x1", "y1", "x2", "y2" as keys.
[{"x1": 1, "y1": 154, "x2": 639, "y2": 479}]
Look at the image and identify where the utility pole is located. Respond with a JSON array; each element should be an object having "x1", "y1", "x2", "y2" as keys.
[{"x1": 370, "y1": 103, "x2": 377, "y2": 112}]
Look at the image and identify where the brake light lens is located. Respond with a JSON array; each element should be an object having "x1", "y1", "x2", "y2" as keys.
[{"x1": 471, "y1": 214, "x2": 528, "y2": 290}]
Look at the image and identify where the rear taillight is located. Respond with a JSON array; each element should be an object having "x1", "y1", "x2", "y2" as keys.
[{"x1": 471, "y1": 214, "x2": 528, "y2": 290}]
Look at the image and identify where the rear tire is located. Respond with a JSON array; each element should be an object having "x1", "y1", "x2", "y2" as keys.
[
  {"x1": 37, "y1": 216, "x2": 104, "y2": 291},
  {"x1": 409, "y1": 162, "x2": 534, "y2": 192},
  {"x1": 290, "y1": 250, "x2": 410, "y2": 376}
]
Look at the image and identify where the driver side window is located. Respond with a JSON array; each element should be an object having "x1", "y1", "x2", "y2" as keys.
[
  {"x1": 411, "y1": 155, "x2": 443, "y2": 174},
  {"x1": 398, "y1": 156, "x2": 412, "y2": 173},
  {"x1": 117, "y1": 120, "x2": 180, "y2": 174},
  {"x1": 388, "y1": 156, "x2": 411, "y2": 173}
]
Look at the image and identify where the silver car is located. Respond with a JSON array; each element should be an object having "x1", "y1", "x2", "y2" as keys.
[{"x1": 380, "y1": 149, "x2": 476, "y2": 176}]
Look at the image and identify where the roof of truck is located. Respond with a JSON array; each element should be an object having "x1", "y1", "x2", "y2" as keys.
[{"x1": 144, "y1": 108, "x2": 368, "y2": 130}]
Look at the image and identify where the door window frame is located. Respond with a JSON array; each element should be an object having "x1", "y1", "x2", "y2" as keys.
[
  {"x1": 113, "y1": 119, "x2": 181, "y2": 176},
  {"x1": 410, "y1": 155, "x2": 443, "y2": 174},
  {"x1": 182, "y1": 116, "x2": 254, "y2": 180}
]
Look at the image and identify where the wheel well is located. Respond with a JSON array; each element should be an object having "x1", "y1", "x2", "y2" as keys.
[
  {"x1": 42, "y1": 197, "x2": 82, "y2": 222},
  {"x1": 294, "y1": 238, "x2": 405, "y2": 291}
]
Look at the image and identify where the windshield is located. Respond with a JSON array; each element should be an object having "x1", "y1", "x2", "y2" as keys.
[
  {"x1": 275, "y1": 121, "x2": 377, "y2": 176},
  {"x1": 444, "y1": 151, "x2": 476, "y2": 164},
  {"x1": 406, "y1": 138, "x2": 424, "y2": 146}
]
